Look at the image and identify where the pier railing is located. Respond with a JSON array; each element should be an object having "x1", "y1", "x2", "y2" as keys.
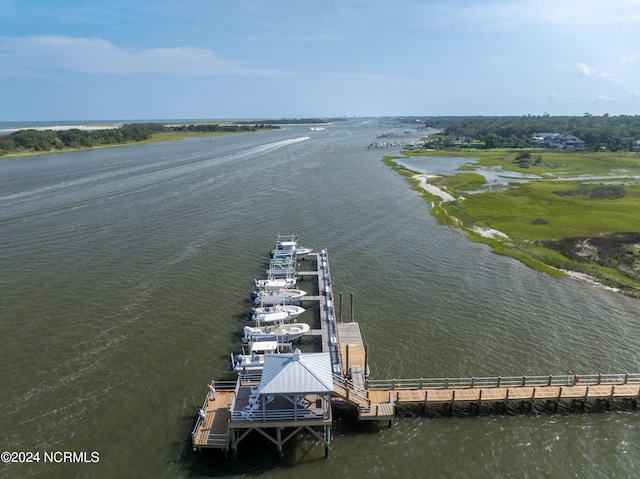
[
  {"x1": 191, "y1": 380, "x2": 237, "y2": 447},
  {"x1": 332, "y1": 372, "x2": 370, "y2": 407},
  {"x1": 230, "y1": 407, "x2": 330, "y2": 422},
  {"x1": 367, "y1": 373, "x2": 640, "y2": 390}
]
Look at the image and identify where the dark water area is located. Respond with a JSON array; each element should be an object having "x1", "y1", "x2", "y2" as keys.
[{"x1": 1, "y1": 121, "x2": 639, "y2": 478}]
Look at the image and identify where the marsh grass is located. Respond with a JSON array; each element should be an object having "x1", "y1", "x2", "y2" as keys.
[
  {"x1": 147, "y1": 127, "x2": 276, "y2": 143},
  {"x1": 436, "y1": 172, "x2": 486, "y2": 192},
  {"x1": 386, "y1": 149, "x2": 640, "y2": 295},
  {"x1": 418, "y1": 148, "x2": 640, "y2": 177},
  {"x1": 463, "y1": 181, "x2": 640, "y2": 241}
]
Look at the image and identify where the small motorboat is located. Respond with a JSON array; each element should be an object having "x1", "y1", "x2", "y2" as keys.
[
  {"x1": 254, "y1": 277, "x2": 296, "y2": 290},
  {"x1": 251, "y1": 309, "x2": 289, "y2": 324},
  {"x1": 242, "y1": 322, "x2": 311, "y2": 343},
  {"x1": 253, "y1": 288, "x2": 307, "y2": 305},
  {"x1": 271, "y1": 235, "x2": 313, "y2": 259},
  {"x1": 250, "y1": 304, "x2": 306, "y2": 323},
  {"x1": 231, "y1": 340, "x2": 290, "y2": 373},
  {"x1": 265, "y1": 262, "x2": 297, "y2": 280}
]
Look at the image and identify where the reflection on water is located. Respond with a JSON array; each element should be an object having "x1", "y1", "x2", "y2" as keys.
[
  {"x1": 395, "y1": 156, "x2": 640, "y2": 194},
  {"x1": 396, "y1": 156, "x2": 542, "y2": 192}
]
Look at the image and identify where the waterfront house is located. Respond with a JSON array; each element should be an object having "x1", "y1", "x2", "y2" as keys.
[{"x1": 533, "y1": 133, "x2": 585, "y2": 149}]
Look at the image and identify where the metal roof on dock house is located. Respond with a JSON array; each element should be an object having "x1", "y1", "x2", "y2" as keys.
[{"x1": 259, "y1": 350, "x2": 333, "y2": 395}]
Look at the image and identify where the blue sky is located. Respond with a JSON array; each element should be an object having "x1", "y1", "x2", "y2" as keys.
[{"x1": 1, "y1": 0, "x2": 640, "y2": 120}]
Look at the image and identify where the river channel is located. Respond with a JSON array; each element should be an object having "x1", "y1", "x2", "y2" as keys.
[{"x1": 1, "y1": 120, "x2": 639, "y2": 478}]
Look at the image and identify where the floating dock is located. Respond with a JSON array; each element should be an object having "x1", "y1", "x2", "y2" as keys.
[{"x1": 191, "y1": 246, "x2": 640, "y2": 457}]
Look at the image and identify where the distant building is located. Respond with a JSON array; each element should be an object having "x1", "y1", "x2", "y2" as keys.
[
  {"x1": 632, "y1": 139, "x2": 640, "y2": 152},
  {"x1": 451, "y1": 136, "x2": 470, "y2": 146},
  {"x1": 533, "y1": 133, "x2": 585, "y2": 149},
  {"x1": 532, "y1": 132, "x2": 557, "y2": 145}
]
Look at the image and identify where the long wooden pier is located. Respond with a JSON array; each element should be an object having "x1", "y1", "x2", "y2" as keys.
[
  {"x1": 366, "y1": 374, "x2": 640, "y2": 417},
  {"x1": 191, "y1": 246, "x2": 640, "y2": 457}
]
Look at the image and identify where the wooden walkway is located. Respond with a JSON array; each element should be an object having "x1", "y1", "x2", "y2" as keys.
[
  {"x1": 360, "y1": 374, "x2": 640, "y2": 419},
  {"x1": 374, "y1": 382, "x2": 640, "y2": 406},
  {"x1": 299, "y1": 251, "x2": 342, "y2": 374},
  {"x1": 337, "y1": 322, "x2": 366, "y2": 375},
  {"x1": 192, "y1": 388, "x2": 235, "y2": 449}
]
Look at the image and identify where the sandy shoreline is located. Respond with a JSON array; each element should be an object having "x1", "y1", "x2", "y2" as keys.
[
  {"x1": 413, "y1": 174, "x2": 456, "y2": 202},
  {"x1": 2, "y1": 124, "x2": 123, "y2": 133},
  {"x1": 413, "y1": 173, "x2": 508, "y2": 240}
]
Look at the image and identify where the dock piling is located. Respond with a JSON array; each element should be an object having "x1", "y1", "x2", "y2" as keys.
[
  {"x1": 350, "y1": 292, "x2": 355, "y2": 323},
  {"x1": 364, "y1": 344, "x2": 369, "y2": 379}
]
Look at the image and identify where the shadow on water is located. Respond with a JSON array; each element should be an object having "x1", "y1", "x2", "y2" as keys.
[
  {"x1": 176, "y1": 396, "x2": 639, "y2": 476},
  {"x1": 179, "y1": 430, "x2": 329, "y2": 477},
  {"x1": 177, "y1": 407, "x2": 389, "y2": 478},
  {"x1": 394, "y1": 397, "x2": 639, "y2": 421}
]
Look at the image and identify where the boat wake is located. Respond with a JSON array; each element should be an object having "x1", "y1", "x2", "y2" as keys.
[
  {"x1": 0, "y1": 135, "x2": 312, "y2": 224},
  {"x1": 242, "y1": 136, "x2": 310, "y2": 156}
]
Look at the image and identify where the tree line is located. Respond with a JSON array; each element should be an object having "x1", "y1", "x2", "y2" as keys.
[
  {"x1": 168, "y1": 123, "x2": 280, "y2": 132},
  {"x1": 416, "y1": 114, "x2": 640, "y2": 151},
  {"x1": 0, "y1": 122, "x2": 280, "y2": 156},
  {"x1": 236, "y1": 118, "x2": 347, "y2": 125}
]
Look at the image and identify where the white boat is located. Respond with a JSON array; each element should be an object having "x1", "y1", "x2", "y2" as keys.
[
  {"x1": 242, "y1": 322, "x2": 311, "y2": 343},
  {"x1": 271, "y1": 235, "x2": 313, "y2": 259},
  {"x1": 254, "y1": 277, "x2": 296, "y2": 290},
  {"x1": 231, "y1": 340, "x2": 291, "y2": 373},
  {"x1": 270, "y1": 255, "x2": 297, "y2": 267},
  {"x1": 253, "y1": 288, "x2": 307, "y2": 305},
  {"x1": 251, "y1": 309, "x2": 289, "y2": 323},
  {"x1": 265, "y1": 262, "x2": 297, "y2": 280},
  {"x1": 250, "y1": 304, "x2": 305, "y2": 323}
]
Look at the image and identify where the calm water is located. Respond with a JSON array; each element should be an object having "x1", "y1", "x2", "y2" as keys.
[
  {"x1": 395, "y1": 156, "x2": 543, "y2": 193},
  {"x1": 1, "y1": 121, "x2": 639, "y2": 478}
]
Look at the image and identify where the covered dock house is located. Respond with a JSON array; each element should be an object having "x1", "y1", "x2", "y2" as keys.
[{"x1": 193, "y1": 350, "x2": 334, "y2": 457}]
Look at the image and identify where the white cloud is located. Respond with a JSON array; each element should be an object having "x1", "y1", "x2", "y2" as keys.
[
  {"x1": 621, "y1": 53, "x2": 640, "y2": 63},
  {"x1": 576, "y1": 63, "x2": 622, "y2": 83},
  {"x1": 595, "y1": 94, "x2": 616, "y2": 102},
  {"x1": 0, "y1": 35, "x2": 286, "y2": 78},
  {"x1": 629, "y1": 89, "x2": 640, "y2": 97},
  {"x1": 576, "y1": 63, "x2": 595, "y2": 77}
]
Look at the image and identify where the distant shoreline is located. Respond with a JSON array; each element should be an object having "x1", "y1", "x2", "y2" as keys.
[
  {"x1": 1, "y1": 124, "x2": 123, "y2": 134},
  {"x1": 0, "y1": 122, "x2": 281, "y2": 159}
]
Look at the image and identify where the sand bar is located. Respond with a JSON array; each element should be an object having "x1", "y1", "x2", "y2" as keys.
[
  {"x1": 413, "y1": 174, "x2": 456, "y2": 202},
  {"x1": 3, "y1": 124, "x2": 123, "y2": 134}
]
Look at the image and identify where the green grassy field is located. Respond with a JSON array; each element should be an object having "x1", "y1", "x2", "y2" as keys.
[
  {"x1": 460, "y1": 181, "x2": 640, "y2": 240},
  {"x1": 407, "y1": 148, "x2": 640, "y2": 177},
  {"x1": 386, "y1": 149, "x2": 640, "y2": 296},
  {"x1": 145, "y1": 129, "x2": 248, "y2": 143}
]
